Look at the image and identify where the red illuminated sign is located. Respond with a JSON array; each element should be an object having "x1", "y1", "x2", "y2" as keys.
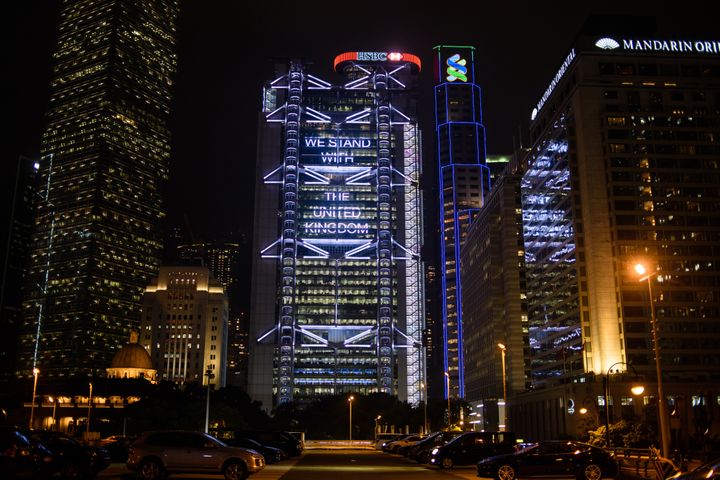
[{"x1": 333, "y1": 51, "x2": 421, "y2": 71}]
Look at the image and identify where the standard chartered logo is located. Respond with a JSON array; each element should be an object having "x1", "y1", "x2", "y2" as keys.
[{"x1": 446, "y1": 54, "x2": 468, "y2": 82}]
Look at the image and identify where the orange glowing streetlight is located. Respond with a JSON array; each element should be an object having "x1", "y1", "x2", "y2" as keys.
[{"x1": 635, "y1": 262, "x2": 670, "y2": 458}]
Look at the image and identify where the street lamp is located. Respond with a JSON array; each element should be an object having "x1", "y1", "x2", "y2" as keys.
[
  {"x1": 86, "y1": 382, "x2": 93, "y2": 434},
  {"x1": 204, "y1": 368, "x2": 214, "y2": 434},
  {"x1": 579, "y1": 396, "x2": 600, "y2": 427},
  {"x1": 375, "y1": 415, "x2": 382, "y2": 435},
  {"x1": 635, "y1": 263, "x2": 671, "y2": 458},
  {"x1": 444, "y1": 372, "x2": 451, "y2": 426},
  {"x1": 603, "y1": 361, "x2": 644, "y2": 448},
  {"x1": 498, "y1": 343, "x2": 508, "y2": 431},
  {"x1": 48, "y1": 396, "x2": 57, "y2": 431},
  {"x1": 420, "y1": 381, "x2": 428, "y2": 434},
  {"x1": 348, "y1": 395, "x2": 354, "y2": 442},
  {"x1": 29, "y1": 368, "x2": 40, "y2": 429}
]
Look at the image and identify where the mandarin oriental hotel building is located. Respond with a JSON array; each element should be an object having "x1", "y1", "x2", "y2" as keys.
[
  {"x1": 249, "y1": 52, "x2": 425, "y2": 408},
  {"x1": 512, "y1": 26, "x2": 720, "y2": 443}
]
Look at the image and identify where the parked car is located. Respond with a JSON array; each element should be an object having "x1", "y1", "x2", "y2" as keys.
[
  {"x1": 98, "y1": 435, "x2": 137, "y2": 462},
  {"x1": 409, "y1": 431, "x2": 461, "y2": 463},
  {"x1": 476, "y1": 440, "x2": 618, "y2": 480},
  {"x1": 224, "y1": 437, "x2": 287, "y2": 464},
  {"x1": 0, "y1": 426, "x2": 54, "y2": 478},
  {"x1": 378, "y1": 434, "x2": 407, "y2": 451},
  {"x1": 28, "y1": 430, "x2": 111, "y2": 479},
  {"x1": 385, "y1": 434, "x2": 423, "y2": 454},
  {"x1": 375, "y1": 433, "x2": 404, "y2": 450},
  {"x1": 430, "y1": 431, "x2": 517, "y2": 469},
  {"x1": 666, "y1": 456, "x2": 720, "y2": 480},
  {"x1": 127, "y1": 430, "x2": 265, "y2": 480},
  {"x1": 397, "y1": 435, "x2": 428, "y2": 456},
  {"x1": 233, "y1": 430, "x2": 303, "y2": 457}
]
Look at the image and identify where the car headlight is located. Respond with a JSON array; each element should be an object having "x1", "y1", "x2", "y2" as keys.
[{"x1": 431, "y1": 448, "x2": 439, "y2": 455}]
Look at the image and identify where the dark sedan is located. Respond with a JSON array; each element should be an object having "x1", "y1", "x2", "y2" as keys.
[
  {"x1": 98, "y1": 435, "x2": 137, "y2": 463},
  {"x1": 477, "y1": 440, "x2": 617, "y2": 480},
  {"x1": 28, "y1": 430, "x2": 111, "y2": 479},
  {"x1": 409, "y1": 431, "x2": 461, "y2": 463},
  {"x1": 1, "y1": 426, "x2": 55, "y2": 478},
  {"x1": 225, "y1": 437, "x2": 287, "y2": 464}
]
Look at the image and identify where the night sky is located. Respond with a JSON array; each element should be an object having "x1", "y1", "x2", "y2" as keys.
[{"x1": 5, "y1": 1, "x2": 714, "y2": 276}]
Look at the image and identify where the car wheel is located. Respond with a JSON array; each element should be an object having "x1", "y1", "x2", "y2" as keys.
[
  {"x1": 224, "y1": 460, "x2": 248, "y2": 480},
  {"x1": 579, "y1": 464, "x2": 603, "y2": 480},
  {"x1": 497, "y1": 464, "x2": 516, "y2": 480},
  {"x1": 139, "y1": 459, "x2": 163, "y2": 480},
  {"x1": 441, "y1": 457, "x2": 454, "y2": 469}
]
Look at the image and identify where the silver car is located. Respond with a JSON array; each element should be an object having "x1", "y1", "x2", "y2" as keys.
[{"x1": 127, "y1": 430, "x2": 265, "y2": 480}]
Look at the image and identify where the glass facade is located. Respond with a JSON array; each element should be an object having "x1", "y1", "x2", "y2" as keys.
[
  {"x1": 522, "y1": 121, "x2": 582, "y2": 387},
  {"x1": 17, "y1": 0, "x2": 179, "y2": 377},
  {"x1": 251, "y1": 54, "x2": 424, "y2": 406}
]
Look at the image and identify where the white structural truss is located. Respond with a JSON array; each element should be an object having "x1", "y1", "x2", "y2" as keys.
[{"x1": 403, "y1": 123, "x2": 424, "y2": 406}]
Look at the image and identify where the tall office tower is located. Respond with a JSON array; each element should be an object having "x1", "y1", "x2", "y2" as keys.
[
  {"x1": 178, "y1": 242, "x2": 241, "y2": 294},
  {"x1": 177, "y1": 241, "x2": 248, "y2": 386},
  {"x1": 17, "y1": 0, "x2": 179, "y2": 378},
  {"x1": 517, "y1": 23, "x2": 720, "y2": 441},
  {"x1": 227, "y1": 311, "x2": 249, "y2": 387},
  {"x1": 461, "y1": 159, "x2": 531, "y2": 431},
  {"x1": 434, "y1": 45, "x2": 491, "y2": 399},
  {"x1": 1, "y1": 157, "x2": 41, "y2": 380},
  {"x1": 250, "y1": 51, "x2": 425, "y2": 409},
  {"x1": 140, "y1": 266, "x2": 228, "y2": 388}
]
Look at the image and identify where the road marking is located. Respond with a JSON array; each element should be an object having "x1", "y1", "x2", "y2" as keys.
[{"x1": 252, "y1": 455, "x2": 304, "y2": 480}]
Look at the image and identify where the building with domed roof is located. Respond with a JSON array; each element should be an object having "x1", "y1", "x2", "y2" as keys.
[{"x1": 106, "y1": 331, "x2": 157, "y2": 383}]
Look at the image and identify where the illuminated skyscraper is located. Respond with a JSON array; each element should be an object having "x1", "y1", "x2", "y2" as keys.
[
  {"x1": 177, "y1": 240, "x2": 248, "y2": 386},
  {"x1": 140, "y1": 266, "x2": 228, "y2": 388},
  {"x1": 250, "y1": 52, "x2": 424, "y2": 408},
  {"x1": 515, "y1": 24, "x2": 720, "y2": 441},
  {"x1": 17, "y1": 0, "x2": 179, "y2": 378},
  {"x1": 434, "y1": 45, "x2": 490, "y2": 399}
]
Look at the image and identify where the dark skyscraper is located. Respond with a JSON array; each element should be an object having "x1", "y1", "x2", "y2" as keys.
[
  {"x1": 434, "y1": 45, "x2": 491, "y2": 399},
  {"x1": 1, "y1": 156, "x2": 41, "y2": 380},
  {"x1": 17, "y1": 0, "x2": 179, "y2": 378}
]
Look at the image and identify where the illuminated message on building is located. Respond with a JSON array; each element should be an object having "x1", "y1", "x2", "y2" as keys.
[
  {"x1": 302, "y1": 137, "x2": 376, "y2": 165},
  {"x1": 530, "y1": 49, "x2": 576, "y2": 121},
  {"x1": 299, "y1": 133, "x2": 376, "y2": 240}
]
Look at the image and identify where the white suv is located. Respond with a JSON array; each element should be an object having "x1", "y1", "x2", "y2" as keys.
[{"x1": 127, "y1": 430, "x2": 265, "y2": 480}]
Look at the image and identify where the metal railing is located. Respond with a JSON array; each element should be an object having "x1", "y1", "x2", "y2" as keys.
[{"x1": 610, "y1": 446, "x2": 685, "y2": 480}]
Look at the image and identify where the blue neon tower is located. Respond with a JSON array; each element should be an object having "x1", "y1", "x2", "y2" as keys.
[{"x1": 434, "y1": 45, "x2": 490, "y2": 400}]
